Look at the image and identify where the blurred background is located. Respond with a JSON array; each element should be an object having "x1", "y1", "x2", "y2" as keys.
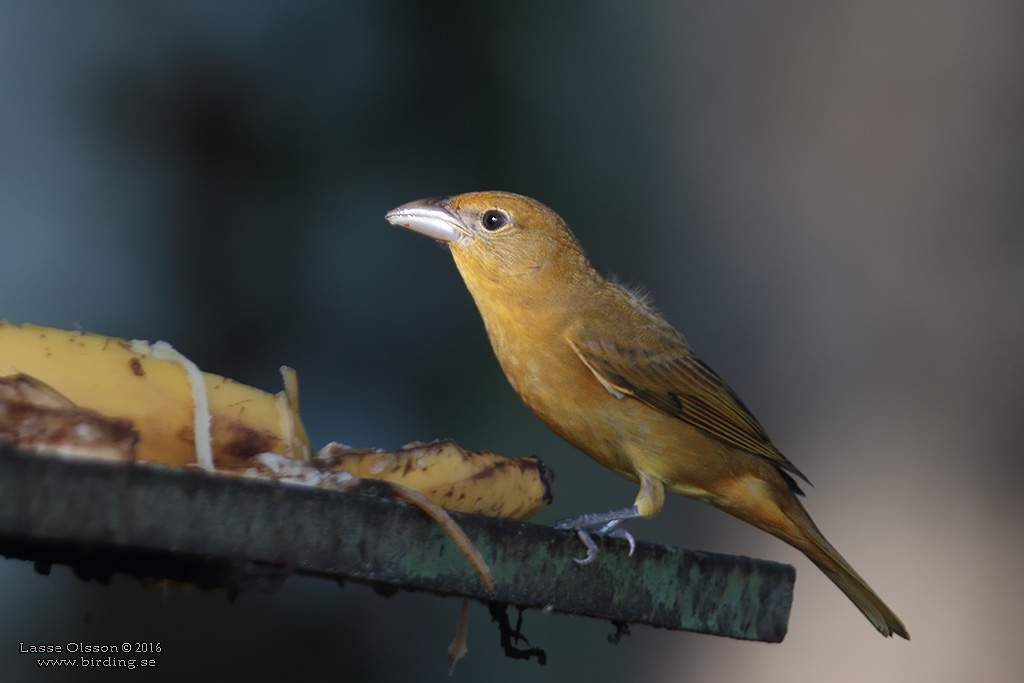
[{"x1": 1, "y1": 1, "x2": 1022, "y2": 681}]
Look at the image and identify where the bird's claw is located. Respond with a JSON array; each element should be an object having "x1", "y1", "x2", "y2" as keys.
[
  {"x1": 573, "y1": 529, "x2": 600, "y2": 565},
  {"x1": 612, "y1": 527, "x2": 636, "y2": 557},
  {"x1": 569, "y1": 526, "x2": 635, "y2": 564},
  {"x1": 559, "y1": 507, "x2": 641, "y2": 564}
]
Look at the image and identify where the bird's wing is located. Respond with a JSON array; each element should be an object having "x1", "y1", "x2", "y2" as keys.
[{"x1": 567, "y1": 325, "x2": 810, "y2": 490}]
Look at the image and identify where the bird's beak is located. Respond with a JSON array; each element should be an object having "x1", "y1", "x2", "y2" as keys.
[{"x1": 385, "y1": 197, "x2": 465, "y2": 244}]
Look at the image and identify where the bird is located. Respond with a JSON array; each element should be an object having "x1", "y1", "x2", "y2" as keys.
[{"x1": 385, "y1": 191, "x2": 909, "y2": 639}]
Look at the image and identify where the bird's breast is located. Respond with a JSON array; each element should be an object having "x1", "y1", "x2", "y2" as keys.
[{"x1": 474, "y1": 301, "x2": 638, "y2": 477}]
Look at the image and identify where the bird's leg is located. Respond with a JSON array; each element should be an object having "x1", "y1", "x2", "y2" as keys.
[
  {"x1": 555, "y1": 506, "x2": 642, "y2": 565},
  {"x1": 555, "y1": 474, "x2": 663, "y2": 564},
  {"x1": 555, "y1": 506, "x2": 639, "y2": 530}
]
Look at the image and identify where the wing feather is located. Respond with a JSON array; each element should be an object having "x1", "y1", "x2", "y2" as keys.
[{"x1": 567, "y1": 324, "x2": 810, "y2": 492}]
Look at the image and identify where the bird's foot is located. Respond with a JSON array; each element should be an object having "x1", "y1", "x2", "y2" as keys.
[{"x1": 555, "y1": 506, "x2": 641, "y2": 565}]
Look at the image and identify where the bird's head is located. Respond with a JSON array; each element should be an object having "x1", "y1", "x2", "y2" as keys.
[{"x1": 385, "y1": 192, "x2": 597, "y2": 301}]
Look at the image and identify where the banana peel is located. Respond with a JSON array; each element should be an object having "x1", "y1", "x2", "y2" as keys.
[
  {"x1": 0, "y1": 321, "x2": 310, "y2": 468},
  {"x1": 0, "y1": 320, "x2": 556, "y2": 674},
  {"x1": 317, "y1": 440, "x2": 553, "y2": 522},
  {"x1": 0, "y1": 373, "x2": 138, "y2": 461},
  {"x1": 0, "y1": 321, "x2": 554, "y2": 593}
]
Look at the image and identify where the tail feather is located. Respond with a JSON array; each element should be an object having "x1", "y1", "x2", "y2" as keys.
[
  {"x1": 705, "y1": 468, "x2": 909, "y2": 638},
  {"x1": 793, "y1": 515, "x2": 909, "y2": 639}
]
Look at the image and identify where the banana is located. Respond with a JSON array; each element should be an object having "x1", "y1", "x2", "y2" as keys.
[
  {"x1": 0, "y1": 373, "x2": 139, "y2": 461},
  {"x1": 0, "y1": 321, "x2": 557, "y2": 614},
  {"x1": 1, "y1": 321, "x2": 552, "y2": 522},
  {"x1": 0, "y1": 321, "x2": 310, "y2": 467},
  {"x1": 317, "y1": 439, "x2": 554, "y2": 521}
]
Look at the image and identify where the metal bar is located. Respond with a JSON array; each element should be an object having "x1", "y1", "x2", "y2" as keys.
[{"x1": 0, "y1": 444, "x2": 793, "y2": 642}]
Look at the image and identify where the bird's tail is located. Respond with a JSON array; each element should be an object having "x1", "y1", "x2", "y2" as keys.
[{"x1": 785, "y1": 504, "x2": 909, "y2": 639}]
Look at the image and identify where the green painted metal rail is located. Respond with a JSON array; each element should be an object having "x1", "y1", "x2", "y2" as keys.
[{"x1": 0, "y1": 444, "x2": 793, "y2": 642}]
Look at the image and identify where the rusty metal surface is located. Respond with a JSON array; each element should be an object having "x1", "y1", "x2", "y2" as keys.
[{"x1": 0, "y1": 444, "x2": 793, "y2": 642}]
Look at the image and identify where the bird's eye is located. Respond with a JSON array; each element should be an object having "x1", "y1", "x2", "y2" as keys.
[{"x1": 481, "y1": 210, "x2": 508, "y2": 231}]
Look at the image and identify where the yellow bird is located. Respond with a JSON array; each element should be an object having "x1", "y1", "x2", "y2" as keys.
[{"x1": 385, "y1": 191, "x2": 908, "y2": 639}]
